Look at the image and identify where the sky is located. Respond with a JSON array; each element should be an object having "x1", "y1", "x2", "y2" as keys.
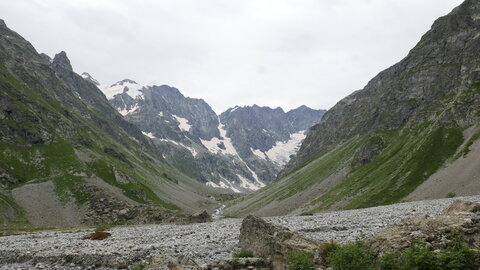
[{"x1": 0, "y1": 0, "x2": 464, "y2": 113}]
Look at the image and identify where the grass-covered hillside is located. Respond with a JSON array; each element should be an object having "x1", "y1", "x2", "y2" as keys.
[{"x1": 0, "y1": 19, "x2": 217, "y2": 229}]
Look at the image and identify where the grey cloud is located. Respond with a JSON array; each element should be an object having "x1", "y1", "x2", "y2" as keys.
[{"x1": 0, "y1": 0, "x2": 464, "y2": 113}]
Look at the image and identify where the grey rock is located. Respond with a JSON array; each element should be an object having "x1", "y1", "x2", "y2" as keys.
[
  {"x1": 286, "y1": 0, "x2": 480, "y2": 173},
  {"x1": 189, "y1": 210, "x2": 211, "y2": 223},
  {"x1": 239, "y1": 215, "x2": 323, "y2": 263},
  {"x1": 368, "y1": 200, "x2": 480, "y2": 255},
  {"x1": 51, "y1": 51, "x2": 73, "y2": 72}
]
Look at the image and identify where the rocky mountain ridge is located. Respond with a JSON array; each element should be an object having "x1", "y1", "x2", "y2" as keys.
[
  {"x1": 97, "y1": 78, "x2": 325, "y2": 192},
  {"x1": 0, "y1": 19, "x2": 218, "y2": 228},
  {"x1": 225, "y1": 0, "x2": 480, "y2": 216}
]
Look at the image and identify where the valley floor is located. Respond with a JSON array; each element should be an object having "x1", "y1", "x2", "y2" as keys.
[{"x1": 1, "y1": 195, "x2": 480, "y2": 269}]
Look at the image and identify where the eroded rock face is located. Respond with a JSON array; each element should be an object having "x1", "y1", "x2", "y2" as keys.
[
  {"x1": 239, "y1": 215, "x2": 323, "y2": 263},
  {"x1": 368, "y1": 200, "x2": 480, "y2": 255}
]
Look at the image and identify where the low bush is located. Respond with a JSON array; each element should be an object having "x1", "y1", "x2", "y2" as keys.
[
  {"x1": 400, "y1": 242, "x2": 438, "y2": 270},
  {"x1": 379, "y1": 252, "x2": 401, "y2": 270},
  {"x1": 322, "y1": 237, "x2": 478, "y2": 270},
  {"x1": 328, "y1": 241, "x2": 375, "y2": 270},
  {"x1": 287, "y1": 251, "x2": 315, "y2": 270},
  {"x1": 438, "y1": 237, "x2": 476, "y2": 270},
  {"x1": 446, "y1": 192, "x2": 457, "y2": 198}
]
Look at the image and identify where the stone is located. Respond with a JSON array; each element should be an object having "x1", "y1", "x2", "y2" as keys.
[
  {"x1": 442, "y1": 199, "x2": 480, "y2": 215},
  {"x1": 147, "y1": 254, "x2": 200, "y2": 270},
  {"x1": 367, "y1": 200, "x2": 480, "y2": 255},
  {"x1": 239, "y1": 215, "x2": 323, "y2": 264},
  {"x1": 189, "y1": 210, "x2": 211, "y2": 223}
]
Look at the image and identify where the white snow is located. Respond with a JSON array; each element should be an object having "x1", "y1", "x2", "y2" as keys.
[
  {"x1": 237, "y1": 174, "x2": 261, "y2": 190},
  {"x1": 158, "y1": 112, "x2": 164, "y2": 117},
  {"x1": 229, "y1": 106, "x2": 239, "y2": 112},
  {"x1": 251, "y1": 148, "x2": 266, "y2": 160},
  {"x1": 172, "y1": 115, "x2": 192, "y2": 132},
  {"x1": 218, "y1": 178, "x2": 241, "y2": 193},
  {"x1": 73, "y1": 91, "x2": 82, "y2": 100},
  {"x1": 118, "y1": 104, "x2": 139, "y2": 116},
  {"x1": 265, "y1": 131, "x2": 306, "y2": 166},
  {"x1": 201, "y1": 119, "x2": 266, "y2": 191},
  {"x1": 200, "y1": 123, "x2": 238, "y2": 156},
  {"x1": 159, "y1": 139, "x2": 198, "y2": 157},
  {"x1": 100, "y1": 80, "x2": 146, "y2": 99},
  {"x1": 206, "y1": 181, "x2": 220, "y2": 188},
  {"x1": 81, "y1": 72, "x2": 100, "y2": 85},
  {"x1": 238, "y1": 159, "x2": 265, "y2": 188},
  {"x1": 142, "y1": 132, "x2": 156, "y2": 139}
]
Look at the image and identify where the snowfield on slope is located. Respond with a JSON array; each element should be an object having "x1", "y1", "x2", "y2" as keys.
[{"x1": 1, "y1": 195, "x2": 480, "y2": 269}]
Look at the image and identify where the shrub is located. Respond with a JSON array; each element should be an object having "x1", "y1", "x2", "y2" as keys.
[
  {"x1": 321, "y1": 241, "x2": 341, "y2": 264},
  {"x1": 234, "y1": 250, "x2": 254, "y2": 258},
  {"x1": 287, "y1": 251, "x2": 316, "y2": 270},
  {"x1": 329, "y1": 241, "x2": 375, "y2": 270},
  {"x1": 399, "y1": 242, "x2": 438, "y2": 270},
  {"x1": 438, "y1": 237, "x2": 477, "y2": 270},
  {"x1": 446, "y1": 192, "x2": 457, "y2": 198},
  {"x1": 379, "y1": 252, "x2": 401, "y2": 270}
]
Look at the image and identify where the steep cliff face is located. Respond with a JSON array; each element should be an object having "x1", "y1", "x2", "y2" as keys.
[
  {"x1": 102, "y1": 81, "x2": 325, "y2": 192},
  {"x1": 226, "y1": 0, "x2": 480, "y2": 216},
  {"x1": 0, "y1": 20, "x2": 215, "y2": 228},
  {"x1": 288, "y1": 0, "x2": 480, "y2": 171}
]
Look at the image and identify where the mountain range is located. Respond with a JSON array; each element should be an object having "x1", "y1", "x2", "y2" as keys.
[
  {"x1": 100, "y1": 79, "x2": 324, "y2": 192},
  {"x1": 0, "y1": 18, "x2": 324, "y2": 227},
  {"x1": 1, "y1": 0, "x2": 480, "y2": 228}
]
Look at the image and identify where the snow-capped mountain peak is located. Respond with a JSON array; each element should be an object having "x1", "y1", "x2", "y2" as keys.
[
  {"x1": 100, "y1": 79, "x2": 146, "y2": 99},
  {"x1": 81, "y1": 72, "x2": 100, "y2": 86}
]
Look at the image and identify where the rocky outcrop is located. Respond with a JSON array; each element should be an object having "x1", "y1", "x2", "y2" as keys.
[
  {"x1": 368, "y1": 200, "x2": 480, "y2": 255},
  {"x1": 230, "y1": 0, "x2": 480, "y2": 216},
  {"x1": 287, "y1": 0, "x2": 480, "y2": 172},
  {"x1": 189, "y1": 210, "x2": 211, "y2": 223},
  {"x1": 239, "y1": 215, "x2": 323, "y2": 265}
]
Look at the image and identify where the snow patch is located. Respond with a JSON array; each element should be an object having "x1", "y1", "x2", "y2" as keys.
[
  {"x1": 142, "y1": 132, "x2": 156, "y2": 139},
  {"x1": 237, "y1": 174, "x2": 261, "y2": 191},
  {"x1": 251, "y1": 148, "x2": 266, "y2": 160},
  {"x1": 101, "y1": 80, "x2": 146, "y2": 99},
  {"x1": 159, "y1": 139, "x2": 197, "y2": 157},
  {"x1": 158, "y1": 111, "x2": 164, "y2": 117},
  {"x1": 206, "y1": 181, "x2": 220, "y2": 188},
  {"x1": 217, "y1": 180, "x2": 241, "y2": 193},
  {"x1": 81, "y1": 72, "x2": 100, "y2": 85},
  {"x1": 265, "y1": 131, "x2": 306, "y2": 166},
  {"x1": 229, "y1": 106, "x2": 239, "y2": 112},
  {"x1": 172, "y1": 115, "x2": 192, "y2": 132},
  {"x1": 118, "y1": 104, "x2": 139, "y2": 116},
  {"x1": 201, "y1": 123, "x2": 238, "y2": 156}
]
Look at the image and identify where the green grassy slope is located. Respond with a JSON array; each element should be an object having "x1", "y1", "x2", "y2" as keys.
[{"x1": 0, "y1": 20, "x2": 218, "y2": 228}]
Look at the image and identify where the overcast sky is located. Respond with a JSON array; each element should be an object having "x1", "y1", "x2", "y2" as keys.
[{"x1": 0, "y1": 0, "x2": 463, "y2": 113}]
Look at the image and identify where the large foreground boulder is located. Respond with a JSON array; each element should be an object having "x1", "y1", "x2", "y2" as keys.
[
  {"x1": 368, "y1": 200, "x2": 480, "y2": 255},
  {"x1": 239, "y1": 215, "x2": 323, "y2": 264}
]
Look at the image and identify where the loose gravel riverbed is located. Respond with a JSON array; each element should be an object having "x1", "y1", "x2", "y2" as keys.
[{"x1": 1, "y1": 195, "x2": 480, "y2": 269}]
